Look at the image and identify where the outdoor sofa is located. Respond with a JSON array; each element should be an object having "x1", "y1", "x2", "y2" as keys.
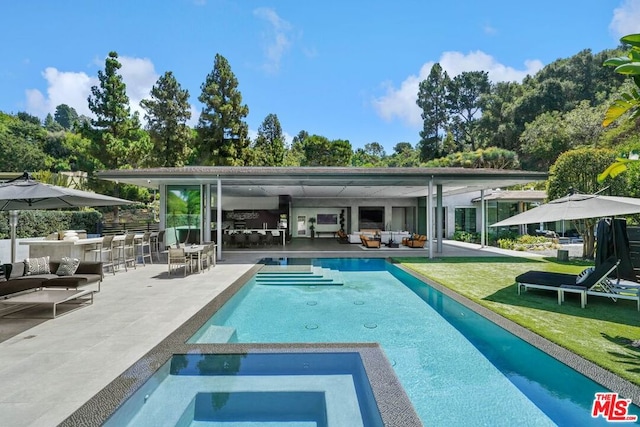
[{"x1": 0, "y1": 257, "x2": 103, "y2": 299}]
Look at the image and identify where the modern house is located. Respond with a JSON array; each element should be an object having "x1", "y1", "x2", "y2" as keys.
[{"x1": 97, "y1": 166, "x2": 548, "y2": 258}]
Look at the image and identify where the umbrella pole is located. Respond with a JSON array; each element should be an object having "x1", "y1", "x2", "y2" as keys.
[{"x1": 9, "y1": 210, "x2": 18, "y2": 263}]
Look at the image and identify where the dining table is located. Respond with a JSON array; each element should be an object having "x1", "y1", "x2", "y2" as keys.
[{"x1": 181, "y1": 244, "x2": 212, "y2": 273}]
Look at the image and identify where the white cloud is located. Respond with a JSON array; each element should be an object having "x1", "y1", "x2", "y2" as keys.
[
  {"x1": 118, "y1": 56, "x2": 158, "y2": 119},
  {"x1": 25, "y1": 55, "x2": 159, "y2": 122},
  {"x1": 26, "y1": 68, "x2": 96, "y2": 118},
  {"x1": 610, "y1": 0, "x2": 640, "y2": 39},
  {"x1": 371, "y1": 50, "x2": 544, "y2": 127},
  {"x1": 253, "y1": 7, "x2": 293, "y2": 74},
  {"x1": 483, "y1": 24, "x2": 497, "y2": 35}
]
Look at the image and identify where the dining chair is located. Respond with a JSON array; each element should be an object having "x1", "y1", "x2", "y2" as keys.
[
  {"x1": 222, "y1": 232, "x2": 233, "y2": 247},
  {"x1": 233, "y1": 233, "x2": 247, "y2": 248},
  {"x1": 168, "y1": 247, "x2": 190, "y2": 276},
  {"x1": 263, "y1": 232, "x2": 274, "y2": 246},
  {"x1": 201, "y1": 243, "x2": 216, "y2": 270},
  {"x1": 248, "y1": 232, "x2": 261, "y2": 246}
]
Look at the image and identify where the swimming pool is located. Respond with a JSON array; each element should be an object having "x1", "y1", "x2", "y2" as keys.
[
  {"x1": 104, "y1": 352, "x2": 386, "y2": 427},
  {"x1": 189, "y1": 258, "x2": 640, "y2": 426}
]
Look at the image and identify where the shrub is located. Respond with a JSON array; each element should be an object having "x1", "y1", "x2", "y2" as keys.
[
  {"x1": 453, "y1": 231, "x2": 480, "y2": 243},
  {"x1": 0, "y1": 209, "x2": 103, "y2": 239}
]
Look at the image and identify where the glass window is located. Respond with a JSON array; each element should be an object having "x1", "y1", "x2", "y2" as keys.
[
  {"x1": 455, "y1": 208, "x2": 476, "y2": 233},
  {"x1": 165, "y1": 186, "x2": 201, "y2": 245}
]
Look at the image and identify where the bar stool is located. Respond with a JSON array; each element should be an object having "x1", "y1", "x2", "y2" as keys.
[
  {"x1": 137, "y1": 232, "x2": 153, "y2": 266},
  {"x1": 91, "y1": 235, "x2": 116, "y2": 275},
  {"x1": 124, "y1": 233, "x2": 138, "y2": 271},
  {"x1": 150, "y1": 230, "x2": 166, "y2": 262}
]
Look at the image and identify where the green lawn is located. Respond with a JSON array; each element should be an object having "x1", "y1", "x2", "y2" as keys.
[{"x1": 395, "y1": 256, "x2": 640, "y2": 386}]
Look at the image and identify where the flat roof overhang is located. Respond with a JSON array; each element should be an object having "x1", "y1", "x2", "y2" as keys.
[{"x1": 97, "y1": 166, "x2": 548, "y2": 198}]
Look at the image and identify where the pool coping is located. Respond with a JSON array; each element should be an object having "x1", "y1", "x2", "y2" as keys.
[
  {"x1": 59, "y1": 262, "x2": 422, "y2": 427},
  {"x1": 392, "y1": 260, "x2": 640, "y2": 405}
]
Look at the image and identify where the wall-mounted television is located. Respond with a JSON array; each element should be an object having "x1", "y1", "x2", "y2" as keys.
[{"x1": 316, "y1": 213, "x2": 338, "y2": 225}]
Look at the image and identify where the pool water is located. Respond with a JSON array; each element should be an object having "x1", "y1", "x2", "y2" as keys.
[
  {"x1": 189, "y1": 258, "x2": 640, "y2": 426},
  {"x1": 104, "y1": 352, "x2": 384, "y2": 427}
]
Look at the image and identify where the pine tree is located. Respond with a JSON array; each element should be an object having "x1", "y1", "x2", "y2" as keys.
[
  {"x1": 87, "y1": 51, "x2": 139, "y2": 170},
  {"x1": 54, "y1": 104, "x2": 79, "y2": 130},
  {"x1": 197, "y1": 54, "x2": 249, "y2": 165},
  {"x1": 141, "y1": 71, "x2": 193, "y2": 167},
  {"x1": 253, "y1": 113, "x2": 285, "y2": 166},
  {"x1": 416, "y1": 63, "x2": 449, "y2": 161}
]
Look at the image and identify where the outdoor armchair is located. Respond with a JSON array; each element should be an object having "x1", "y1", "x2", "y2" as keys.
[
  {"x1": 406, "y1": 235, "x2": 427, "y2": 248},
  {"x1": 360, "y1": 235, "x2": 381, "y2": 248}
]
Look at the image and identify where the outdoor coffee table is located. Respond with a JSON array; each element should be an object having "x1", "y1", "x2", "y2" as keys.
[{"x1": 1, "y1": 289, "x2": 94, "y2": 318}]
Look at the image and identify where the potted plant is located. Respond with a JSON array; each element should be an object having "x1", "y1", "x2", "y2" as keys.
[{"x1": 308, "y1": 217, "x2": 316, "y2": 239}]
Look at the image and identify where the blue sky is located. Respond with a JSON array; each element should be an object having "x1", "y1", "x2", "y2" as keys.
[{"x1": 2, "y1": 0, "x2": 639, "y2": 153}]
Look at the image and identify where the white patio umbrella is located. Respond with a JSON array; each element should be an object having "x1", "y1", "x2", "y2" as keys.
[
  {"x1": 490, "y1": 193, "x2": 640, "y2": 227},
  {"x1": 0, "y1": 172, "x2": 136, "y2": 262}
]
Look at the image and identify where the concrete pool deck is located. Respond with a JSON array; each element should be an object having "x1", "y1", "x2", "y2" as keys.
[{"x1": 0, "y1": 240, "x2": 591, "y2": 426}]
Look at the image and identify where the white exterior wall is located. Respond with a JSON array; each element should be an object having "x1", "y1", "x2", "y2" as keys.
[{"x1": 442, "y1": 191, "x2": 484, "y2": 238}]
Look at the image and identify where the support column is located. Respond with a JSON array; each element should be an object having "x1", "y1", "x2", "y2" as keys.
[
  {"x1": 202, "y1": 183, "x2": 210, "y2": 245},
  {"x1": 10, "y1": 210, "x2": 18, "y2": 263},
  {"x1": 427, "y1": 178, "x2": 434, "y2": 259},
  {"x1": 217, "y1": 178, "x2": 222, "y2": 261},
  {"x1": 480, "y1": 189, "x2": 486, "y2": 247},
  {"x1": 436, "y1": 184, "x2": 443, "y2": 253}
]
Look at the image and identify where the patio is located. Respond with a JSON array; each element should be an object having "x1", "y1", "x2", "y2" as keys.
[{"x1": 0, "y1": 241, "x2": 552, "y2": 426}]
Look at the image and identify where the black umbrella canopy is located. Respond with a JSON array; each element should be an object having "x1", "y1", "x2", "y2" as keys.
[
  {"x1": 0, "y1": 172, "x2": 135, "y2": 210},
  {"x1": 1, "y1": 172, "x2": 135, "y2": 262}
]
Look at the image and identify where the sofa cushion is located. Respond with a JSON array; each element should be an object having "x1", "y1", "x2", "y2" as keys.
[
  {"x1": 56, "y1": 257, "x2": 80, "y2": 276},
  {"x1": 25, "y1": 256, "x2": 50, "y2": 276},
  {"x1": 5, "y1": 262, "x2": 25, "y2": 279},
  {"x1": 0, "y1": 277, "x2": 48, "y2": 297}
]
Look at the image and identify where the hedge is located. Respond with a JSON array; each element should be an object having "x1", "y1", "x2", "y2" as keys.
[{"x1": 0, "y1": 210, "x2": 103, "y2": 239}]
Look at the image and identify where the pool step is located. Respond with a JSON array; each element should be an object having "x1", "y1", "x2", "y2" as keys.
[
  {"x1": 256, "y1": 266, "x2": 344, "y2": 286},
  {"x1": 256, "y1": 273, "x2": 318, "y2": 279},
  {"x1": 256, "y1": 280, "x2": 344, "y2": 286},
  {"x1": 256, "y1": 276, "x2": 332, "y2": 283},
  {"x1": 256, "y1": 271, "x2": 315, "y2": 275},
  {"x1": 194, "y1": 326, "x2": 237, "y2": 343}
]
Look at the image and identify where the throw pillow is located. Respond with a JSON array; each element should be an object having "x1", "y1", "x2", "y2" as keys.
[
  {"x1": 24, "y1": 256, "x2": 50, "y2": 275},
  {"x1": 576, "y1": 267, "x2": 595, "y2": 284},
  {"x1": 56, "y1": 257, "x2": 80, "y2": 276}
]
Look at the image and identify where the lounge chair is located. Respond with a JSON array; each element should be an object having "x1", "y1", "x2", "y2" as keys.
[
  {"x1": 588, "y1": 277, "x2": 640, "y2": 311},
  {"x1": 516, "y1": 257, "x2": 622, "y2": 308},
  {"x1": 406, "y1": 235, "x2": 427, "y2": 248},
  {"x1": 360, "y1": 235, "x2": 381, "y2": 248}
]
